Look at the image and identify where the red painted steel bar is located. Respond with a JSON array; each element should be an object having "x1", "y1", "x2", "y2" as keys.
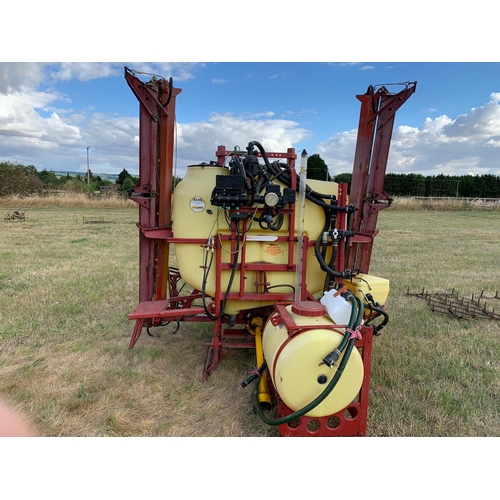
[
  {"x1": 125, "y1": 68, "x2": 181, "y2": 345},
  {"x1": 347, "y1": 83, "x2": 417, "y2": 274}
]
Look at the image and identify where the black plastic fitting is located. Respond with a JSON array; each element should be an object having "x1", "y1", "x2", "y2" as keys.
[{"x1": 322, "y1": 348, "x2": 341, "y2": 369}]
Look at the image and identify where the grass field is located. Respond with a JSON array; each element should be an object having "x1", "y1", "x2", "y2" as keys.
[{"x1": 1, "y1": 200, "x2": 499, "y2": 436}]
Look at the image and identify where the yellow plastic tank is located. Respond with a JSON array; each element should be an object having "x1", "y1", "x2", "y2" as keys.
[
  {"x1": 345, "y1": 274, "x2": 390, "y2": 306},
  {"x1": 172, "y1": 164, "x2": 338, "y2": 314},
  {"x1": 262, "y1": 302, "x2": 363, "y2": 417}
]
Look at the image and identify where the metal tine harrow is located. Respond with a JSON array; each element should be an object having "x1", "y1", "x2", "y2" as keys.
[{"x1": 405, "y1": 287, "x2": 500, "y2": 320}]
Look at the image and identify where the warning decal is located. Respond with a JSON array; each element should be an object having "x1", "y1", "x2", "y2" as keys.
[{"x1": 265, "y1": 244, "x2": 283, "y2": 256}]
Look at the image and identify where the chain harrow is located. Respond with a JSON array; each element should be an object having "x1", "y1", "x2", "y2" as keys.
[{"x1": 405, "y1": 288, "x2": 500, "y2": 320}]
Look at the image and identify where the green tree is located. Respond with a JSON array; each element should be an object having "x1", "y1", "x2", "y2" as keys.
[
  {"x1": 121, "y1": 178, "x2": 134, "y2": 192},
  {"x1": 333, "y1": 173, "x2": 352, "y2": 183},
  {"x1": 38, "y1": 169, "x2": 65, "y2": 187},
  {"x1": 0, "y1": 161, "x2": 42, "y2": 196},
  {"x1": 173, "y1": 176, "x2": 182, "y2": 191},
  {"x1": 333, "y1": 173, "x2": 352, "y2": 193},
  {"x1": 307, "y1": 154, "x2": 331, "y2": 181},
  {"x1": 118, "y1": 169, "x2": 132, "y2": 185}
]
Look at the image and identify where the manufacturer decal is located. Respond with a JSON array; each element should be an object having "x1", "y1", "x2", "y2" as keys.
[{"x1": 190, "y1": 196, "x2": 206, "y2": 212}]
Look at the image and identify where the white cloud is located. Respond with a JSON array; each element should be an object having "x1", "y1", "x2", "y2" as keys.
[
  {"x1": 0, "y1": 62, "x2": 46, "y2": 93},
  {"x1": 0, "y1": 89, "x2": 81, "y2": 153},
  {"x1": 249, "y1": 111, "x2": 275, "y2": 118},
  {"x1": 285, "y1": 109, "x2": 317, "y2": 117},
  {"x1": 212, "y1": 78, "x2": 228, "y2": 84},
  {"x1": 317, "y1": 129, "x2": 358, "y2": 175},
  {"x1": 127, "y1": 63, "x2": 202, "y2": 82},
  {"x1": 360, "y1": 65, "x2": 375, "y2": 71},
  {"x1": 0, "y1": 62, "x2": 204, "y2": 173},
  {"x1": 317, "y1": 94, "x2": 500, "y2": 176},
  {"x1": 0, "y1": 62, "x2": 203, "y2": 88},
  {"x1": 51, "y1": 63, "x2": 121, "y2": 82},
  {"x1": 3, "y1": 62, "x2": 500, "y2": 180},
  {"x1": 174, "y1": 113, "x2": 312, "y2": 176}
]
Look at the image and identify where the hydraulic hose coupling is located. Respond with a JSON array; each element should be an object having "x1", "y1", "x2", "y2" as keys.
[
  {"x1": 341, "y1": 288, "x2": 355, "y2": 301},
  {"x1": 329, "y1": 229, "x2": 355, "y2": 240},
  {"x1": 365, "y1": 293, "x2": 380, "y2": 307},
  {"x1": 322, "y1": 348, "x2": 341, "y2": 369},
  {"x1": 342, "y1": 269, "x2": 354, "y2": 280}
]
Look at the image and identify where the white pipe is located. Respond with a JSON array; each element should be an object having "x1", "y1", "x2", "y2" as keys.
[{"x1": 295, "y1": 149, "x2": 308, "y2": 302}]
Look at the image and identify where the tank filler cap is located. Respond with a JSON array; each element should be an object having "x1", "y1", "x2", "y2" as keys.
[{"x1": 291, "y1": 301, "x2": 326, "y2": 317}]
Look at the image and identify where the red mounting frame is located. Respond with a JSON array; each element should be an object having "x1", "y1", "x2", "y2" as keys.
[{"x1": 275, "y1": 325, "x2": 374, "y2": 437}]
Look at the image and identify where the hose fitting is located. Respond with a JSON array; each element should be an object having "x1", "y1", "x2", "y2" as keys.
[{"x1": 322, "y1": 348, "x2": 341, "y2": 368}]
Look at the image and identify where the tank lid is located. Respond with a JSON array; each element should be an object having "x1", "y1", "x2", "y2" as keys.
[{"x1": 291, "y1": 301, "x2": 326, "y2": 317}]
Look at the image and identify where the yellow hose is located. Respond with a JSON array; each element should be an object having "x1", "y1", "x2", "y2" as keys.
[{"x1": 250, "y1": 318, "x2": 272, "y2": 407}]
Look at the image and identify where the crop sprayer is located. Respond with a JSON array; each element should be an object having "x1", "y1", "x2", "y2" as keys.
[{"x1": 124, "y1": 66, "x2": 417, "y2": 436}]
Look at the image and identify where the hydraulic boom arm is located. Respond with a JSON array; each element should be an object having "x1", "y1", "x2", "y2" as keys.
[{"x1": 346, "y1": 82, "x2": 417, "y2": 274}]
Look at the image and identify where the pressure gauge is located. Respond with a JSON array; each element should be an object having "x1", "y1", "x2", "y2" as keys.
[{"x1": 264, "y1": 192, "x2": 279, "y2": 207}]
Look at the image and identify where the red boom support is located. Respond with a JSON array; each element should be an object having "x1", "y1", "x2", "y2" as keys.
[{"x1": 347, "y1": 82, "x2": 417, "y2": 273}]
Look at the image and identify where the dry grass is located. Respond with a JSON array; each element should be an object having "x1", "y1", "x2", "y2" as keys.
[
  {"x1": 0, "y1": 192, "x2": 136, "y2": 210},
  {"x1": 0, "y1": 206, "x2": 271, "y2": 436},
  {"x1": 1, "y1": 203, "x2": 499, "y2": 436},
  {"x1": 368, "y1": 210, "x2": 500, "y2": 436},
  {"x1": 391, "y1": 196, "x2": 500, "y2": 211}
]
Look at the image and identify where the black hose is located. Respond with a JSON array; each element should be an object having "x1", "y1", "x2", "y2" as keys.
[
  {"x1": 163, "y1": 77, "x2": 174, "y2": 108},
  {"x1": 267, "y1": 161, "x2": 291, "y2": 184},
  {"x1": 266, "y1": 160, "x2": 347, "y2": 210},
  {"x1": 201, "y1": 229, "x2": 241, "y2": 321},
  {"x1": 249, "y1": 141, "x2": 272, "y2": 171},
  {"x1": 241, "y1": 361, "x2": 267, "y2": 388},
  {"x1": 258, "y1": 212, "x2": 284, "y2": 231},
  {"x1": 314, "y1": 210, "x2": 352, "y2": 280},
  {"x1": 231, "y1": 155, "x2": 252, "y2": 192},
  {"x1": 364, "y1": 303, "x2": 389, "y2": 335},
  {"x1": 245, "y1": 142, "x2": 354, "y2": 278},
  {"x1": 344, "y1": 209, "x2": 354, "y2": 267},
  {"x1": 201, "y1": 244, "x2": 218, "y2": 321},
  {"x1": 322, "y1": 245, "x2": 338, "y2": 292}
]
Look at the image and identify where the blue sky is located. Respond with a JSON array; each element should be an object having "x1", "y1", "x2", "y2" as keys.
[{"x1": 2, "y1": 61, "x2": 500, "y2": 179}]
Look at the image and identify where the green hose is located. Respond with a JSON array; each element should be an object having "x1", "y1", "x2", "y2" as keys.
[
  {"x1": 254, "y1": 296, "x2": 364, "y2": 426},
  {"x1": 322, "y1": 293, "x2": 359, "y2": 368}
]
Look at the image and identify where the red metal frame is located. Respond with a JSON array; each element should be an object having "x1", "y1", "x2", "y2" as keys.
[
  {"x1": 124, "y1": 68, "x2": 181, "y2": 307},
  {"x1": 275, "y1": 325, "x2": 374, "y2": 436},
  {"x1": 347, "y1": 83, "x2": 417, "y2": 274},
  {"x1": 264, "y1": 301, "x2": 374, "y2": 436}
]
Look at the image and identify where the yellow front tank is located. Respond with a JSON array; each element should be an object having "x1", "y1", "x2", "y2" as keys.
[
  {"x1": 262, "y1": 303, "x2": 364, "y2": 417},
  {"x1": 172, "y1": 164, "x2": 338, "y2": 314},
  {"x1": 345, "y1": 274, "x2": 390, "y2": 306}
]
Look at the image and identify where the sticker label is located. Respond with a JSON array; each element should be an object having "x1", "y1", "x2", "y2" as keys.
[
  {"x1": 190, "y1": 196, "x2": 206, "y2": 212},
  {"x1": 265, "y1": 244, "x2": 283, "y2": 256}
]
